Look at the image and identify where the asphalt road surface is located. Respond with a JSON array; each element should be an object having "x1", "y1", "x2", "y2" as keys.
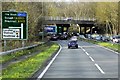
[{"x1": 40, "y1": 40, "x2": 118, "y2": 79}]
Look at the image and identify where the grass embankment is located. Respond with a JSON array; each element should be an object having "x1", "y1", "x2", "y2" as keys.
[
  {"x1": 2, "y1": 43, "x2": 59, "y2": 79},
  {"x1": 1, "y1": 43, "x2": 50, "y2": 64},
  {"x1": 80, "y1": 38, "x2": 120, "y2": 53}
]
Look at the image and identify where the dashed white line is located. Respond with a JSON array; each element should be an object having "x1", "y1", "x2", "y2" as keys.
[
  {"x1": 85, "y1": 52, "x2": 89, "y2": 56},
  {"x1": 79, "y1": 46, "x2": 86, "y2": 52},
  {"x1": 95, "y1": 63, "x2": 105, "y2": 74},
  {"x1": 89, "y1": 56, "x2": 95, "y2": 62},
  {"x1": 80, "y1": 45, "x2": 105, "y2": 74},
  {"x1": 37, "y1": 44, "x2": 62, "y2": 79},
  {"x1": 83, "y1": 49, "x2": 86, "y2": 52}
]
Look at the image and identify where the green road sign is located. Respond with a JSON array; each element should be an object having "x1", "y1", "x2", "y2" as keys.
[{"x1": 1, "y1": 11, "x2": 28, "y2": 40}]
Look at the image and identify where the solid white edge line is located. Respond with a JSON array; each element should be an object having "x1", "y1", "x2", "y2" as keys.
[
  {"x1": 95, "y1": 63, "x2": 105, "y2": 74},
  {"x1": 37, "y1": 44, "x2": 62, "y2": 79},
  {"x1": 97, "y1": 45, "x2": 119, "y2": 54},
  {"x1": 89, "y1": 56, "x2": 94, "y2": 62}
]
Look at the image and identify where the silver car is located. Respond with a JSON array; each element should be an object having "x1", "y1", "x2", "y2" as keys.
[{"x1": 112, "y1": 36, "x2": 120, "y2": 43}]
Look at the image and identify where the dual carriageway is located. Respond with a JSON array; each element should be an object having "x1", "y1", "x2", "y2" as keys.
[{"x1": 1, "y1": 17, "x2": 119, "y2": 80}]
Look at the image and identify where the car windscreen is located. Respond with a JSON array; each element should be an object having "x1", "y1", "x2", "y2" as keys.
[{"x1": 70, "y1": 41, "x2": 77, "y2": 43}]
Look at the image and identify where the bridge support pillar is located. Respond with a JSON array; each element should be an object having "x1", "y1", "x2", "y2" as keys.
[
  {"x1": 80, "y1": 26, "x2": 82, "y2": 35},
  {"x1": 84, "y1": 27, "x2": 86, "y2": 37},
  {"x1": 90, "y1": 27, "x2": 92, "y2": 35}
]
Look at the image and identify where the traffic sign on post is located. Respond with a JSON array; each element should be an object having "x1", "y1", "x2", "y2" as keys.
[{"x1": 1, "y1": 11, "x2": 28, "y2": 40}]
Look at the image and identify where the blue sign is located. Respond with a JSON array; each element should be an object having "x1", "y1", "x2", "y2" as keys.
[
  {"x1": 17, "y1": 12, "x2": 27, "y2": 17},
  {"x1": 45, "y1": 26, "x2": 57, "y2": 33}
]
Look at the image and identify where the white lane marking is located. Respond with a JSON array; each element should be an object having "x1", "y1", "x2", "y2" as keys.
[
  {"x1": 80, "y1": 46, "x2": 86, "y2": 52},
  {"x1": 85, "y1": 52, "x2": 89, "y2": 56},
  {"x1": 79, "y1": 45, "x2": 90, "y2": 56},
  {"x1": 79, "y1": 45, "x2": 105, "y2": 74},
  {"x1": 89, "y1": 56, "x2": 95, "y2": 62},
  {"x1": 95, "y1": 63, "x2": 105, "y2": 74},
  {"x1": 83, "y1": 49, "x2": 86, "y2": 52},
  {"x1": 37, "y1": 44, "x2": 62, "y2": 79},
  {"x1": 96, "y1": 45, "x2": 119, "y2": 54},
  {"x1": 79, "y1": 46, "x2": 83, "y2": 49}
]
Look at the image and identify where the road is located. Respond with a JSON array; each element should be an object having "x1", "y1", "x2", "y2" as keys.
[{"x1": 38, "y1": 40, "x2": 118, "y2": 79}]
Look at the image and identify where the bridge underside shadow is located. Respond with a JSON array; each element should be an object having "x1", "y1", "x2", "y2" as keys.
[
  {"x1": 56, "y1": 24, "x2": 70, "y2": 34},
  {"x1": 43, "y1": 20, "x2": 96, "y2": 35},
  {"x1": 79, "y1": 24, "x2": 95, "y2": 36}
]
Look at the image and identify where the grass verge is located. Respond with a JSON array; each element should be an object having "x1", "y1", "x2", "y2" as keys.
[
  {"x1": 80, "y1": 38, "x2": 120, "y2": 53},
  {"x1": 1, "y1": 43, "x2": 50, "y2": 64},
  {"x1": 2, "y1": 43, "x2": 59, "y2": 79}
]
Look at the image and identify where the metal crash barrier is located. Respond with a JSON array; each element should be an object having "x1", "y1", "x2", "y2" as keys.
[{"x1": 0, "y1": 42, "x2": 45, "y2": 56}]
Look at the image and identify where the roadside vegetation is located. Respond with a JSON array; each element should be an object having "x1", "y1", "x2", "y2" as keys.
[
  {"x1": 1, "y1": 2, "x2": 45, "y2": 51},
  {"x1": 80, "y1": 38, "x2": 120, "y2": 53},
  {"x1": 1, "y1": 2, "x2": 119, "y2": 51},
  {"x1": 1, "y1": 42, "x2": 51, "y2": 64},
  {"x1": 2, "y1": 43, "x2": 59, "y2": 79}
]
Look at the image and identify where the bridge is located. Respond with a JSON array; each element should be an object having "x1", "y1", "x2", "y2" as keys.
[
  {"x1": 43, "y1": 16, "x2": 97, "y2": 36},
  {"x1": 43, "y1": 16, "x2": 96, "y2": 24}
]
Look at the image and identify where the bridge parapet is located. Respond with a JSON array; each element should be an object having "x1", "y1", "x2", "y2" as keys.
[{"x1": 44, "y1": 16, "x2": 96, "y2": 21}]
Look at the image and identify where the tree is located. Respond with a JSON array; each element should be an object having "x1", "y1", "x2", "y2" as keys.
[
  {"x1": 1, "y1": 2, "x2": 44, "y2": 50},
  {"x1": 95, "y1": 2, "x2": 118, "y2": 35}
]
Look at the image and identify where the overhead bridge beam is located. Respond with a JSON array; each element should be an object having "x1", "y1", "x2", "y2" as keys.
[{"x1": 43, "y1": 20, "x2": 95, "y2": 25}]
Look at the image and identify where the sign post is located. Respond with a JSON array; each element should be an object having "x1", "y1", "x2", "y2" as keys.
[
  {"x1": 22, "y1": 40, "x2": 25, "y2": 47},
  {"x1": 1, "y1": 11, "x2": 28, "y2": 40},
  {"x1": 4, "y1": 40, "x2": 6, "y2": 51}
]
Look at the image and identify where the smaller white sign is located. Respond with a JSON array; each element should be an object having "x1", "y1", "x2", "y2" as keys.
[{"x1": 3, "y1": 29, "x2": 20, "y2": 39}]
